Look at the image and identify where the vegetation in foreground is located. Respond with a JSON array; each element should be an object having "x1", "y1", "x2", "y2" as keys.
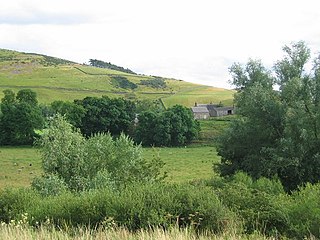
[
  {"x1": 0, "y1": 224, "x2": 275, "y2": 240},
  {"x1": 2, "y1": 173, "x2": 320, "y2": 239}
]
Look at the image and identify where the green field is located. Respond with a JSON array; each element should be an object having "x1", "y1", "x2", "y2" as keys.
[
  {"x1": 0, "y1": 49, "x2": 234, "y2": 106},
  {"x1": 0, "y1": 146, "x2": 42, "y2": 188},
  {"x1": 0, "y1": 145, "x2": 219, "y2": 189},
  {"x1": 0, "y1": 113, "x2": 232, "y2": 189}
]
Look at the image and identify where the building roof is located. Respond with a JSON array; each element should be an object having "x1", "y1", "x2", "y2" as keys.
[
  {"x1": 215, "y1": 106, "x2": 234, "y2": 111},
  {"x1": 191, "y1": 107, "x2": 210, "y2": 113}
]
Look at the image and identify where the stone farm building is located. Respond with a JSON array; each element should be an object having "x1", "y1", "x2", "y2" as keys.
[
  {"x1": 191, "y1": 103, "x2": 234, "y2": 119},
  {"x1": 191, "y1": 106, "x2": 210, "y2": 120}
]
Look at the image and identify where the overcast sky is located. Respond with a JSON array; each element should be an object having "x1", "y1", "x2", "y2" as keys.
[{"x1": 1, "y1": 0, "x2": 320, "y2": 88}]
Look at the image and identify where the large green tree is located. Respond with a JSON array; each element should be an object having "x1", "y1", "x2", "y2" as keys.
[
  {"x1": 50, "y1": 100, "x2": 86, "y2": 128},
  {"x1": 135, "y1": 105, "x2": 200, "y2": 146},
  {"x1": 0, "y1": 89, "x2": 44, "y2": 145},
  {"x1": 75, "y1": 96, "x2": 135, "y2": 136},
  {"x1": 218, "y1": 41, "x2": 320, "y2": 190}
]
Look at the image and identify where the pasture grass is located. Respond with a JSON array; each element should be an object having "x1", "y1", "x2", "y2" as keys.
[
  {"x1": 0, "y1": 147, "x2": 42, "y2": 189},
  {"x1": 0, "y1": 145, "x2": 218, "y2": 188},
  {"x1": 144, "y1": 146, "x2": 218, "y2": 183},
  {"x1": 162, "y1": 86, "x2": 234, "y2": 108},
  {"x1": 197, "y1": 116, "x2": 235, "y2": 144}
]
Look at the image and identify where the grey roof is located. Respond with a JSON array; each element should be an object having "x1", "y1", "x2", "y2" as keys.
[
  {"x1": 191, "y1": 107, "x2": 210, "y2": 113},
  {"x1": 215, "y1": 106, "x2": 234, "y2": 111}
]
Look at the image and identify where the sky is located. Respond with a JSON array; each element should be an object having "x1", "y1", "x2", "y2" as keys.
[{"x1": 1, "y1": 0, "x2": 320, "y2": 89}]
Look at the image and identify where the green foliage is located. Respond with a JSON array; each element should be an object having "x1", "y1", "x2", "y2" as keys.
[
  {"x1": 140, "y1": 78, "x2": 167, "y2": 89},
  {"x1": 0, "y1": 89, "x2": 44, "y2": 145},
  {"x1": 4, "y1": 183, "x2": 231, "y2": 233},
  {"x1": 218, "y1": 41, "x2": 320, "y2": 190},
  {"x1": 214, "y1": 172, "x2": 289, "y2": 236},
  {"x1": 135, "y1": 99, "x2": 164, "y2": 113},
  {"x1": 5, "y1": 174, "x2": 320, "y2": 238},
  {"x1": 76, "y1": 96, "x2": 136, "y2": 136},
  {"x1": 35, "y1": 115, "x2": 165, "y2": 192},
  {"x1": 111, "y1": 75, "x2": 138, "y2": 90},
  {"x1": 0, "y1": 188, "x2": 40, "y2": 223},
  {"x1": 287, "y1": 183, "x2": 320, "y2": 238},
  {"x1": 50, "y1": 100, "x2": 86, "y2": 127},
  {"x1": 135, "y1": 105, "x2": 200, "y2": 146},
  {"x1": 89, "y1": 59, "x2": 136, "y2": 74},
  {"x1": 16, "y1": 89, "x2": 38, "y2": 105},
  {"x1": 31, "y1": 174, "x2": 68, "y2": 197}
]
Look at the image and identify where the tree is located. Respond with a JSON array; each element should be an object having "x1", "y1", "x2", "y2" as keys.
[
  {"x1": 35, "y1": 115, "x2": 165, "y2": 192},
  {"x1": 0, "y1": 89, "x2": 44, "y2": 145},
  {"x1": 75, "y1": 96, "x2": 135, "y2": 136},
  {"x1": 217, "y1": 41, "x2": 320, "y2": 190},
  {"x1": 50, "y1": 100, "x2": 86, "y2": 127},
  {"x1": 135, "y1": 105, "x2": 200, "y2": 146},
  {"x1": 16, "y1": 89, "x2": 38, "y2": 105}
]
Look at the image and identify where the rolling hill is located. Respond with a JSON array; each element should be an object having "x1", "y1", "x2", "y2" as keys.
[{"x1": 0, "y1": 49, "x2": 234, "y2": 107}]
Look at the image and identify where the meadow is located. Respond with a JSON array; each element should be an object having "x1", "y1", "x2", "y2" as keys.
[
  {"x1": 0, "y1": 145, "x2": 219, "y2": 188},
  {"x1": 0, "y1": 118, "x2": 228, "y2": 188}
]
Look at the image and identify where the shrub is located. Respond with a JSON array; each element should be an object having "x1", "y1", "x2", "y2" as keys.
[
  {"x1": 25, "y1": 183, "x2": 232, "y2": 233},
  {"x1": 31, "y1": 174, "x2": 68, "y2": 197},
  {"x1": 287, "y1": 183, "x2": 320, "y2": 238},
  {"x1": 215, "y1": 172, "x2": 289, "y2": 236},
  {"x1": 111, "y1": 76, "x2": 137, "y2": 90},
  {"x1": 139, "y1": 78, "x2": 167, "y2": 89},
  {"x1": 0, "y1": 188, "x2": 40, "y2": 223},
  {"x1": 35, "y1": 115, "x2": 165, "y2": 192}
]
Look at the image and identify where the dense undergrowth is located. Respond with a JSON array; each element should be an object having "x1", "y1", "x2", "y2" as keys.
[{"x1": 1, "y1": 173, "x2": 320, "y2": 239}]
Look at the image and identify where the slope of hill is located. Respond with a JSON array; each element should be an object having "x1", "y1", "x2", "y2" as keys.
[{"x1": 0, "y1": 49, "x2": 234, "y2": 106}]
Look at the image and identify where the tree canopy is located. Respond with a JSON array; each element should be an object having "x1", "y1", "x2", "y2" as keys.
[
  {"x1": 135, "y1": 105, "x2": 200, "y2": 146},
  {"x1": 88, "y1": 59, "x2": 136, "y2": 74},
  {"x1": 217, "y1": 41, "x2": 320, "y2": 190},
  {"x1": 0, "y1": 89, "x2": 44, "y2": 145},
  {"x1": 75, "y1": 96, "x2": 136, "y2": 136}
]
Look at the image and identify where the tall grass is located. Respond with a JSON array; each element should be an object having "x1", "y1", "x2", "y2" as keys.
[{"x1": 0, "y1": 224, "x2": 277, "y2": 240}]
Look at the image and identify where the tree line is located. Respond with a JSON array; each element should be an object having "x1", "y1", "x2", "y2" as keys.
[
  {"x1": 88, "y1": 59, "x2": 136, "y2": 74},
  {"x1": 0, "y1": 91, "x2": 199, "y2": 147}
]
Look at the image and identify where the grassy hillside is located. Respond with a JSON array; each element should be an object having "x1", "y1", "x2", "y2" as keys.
[{"x1": 0, "y1": 49, "x2": 234, "y2": 106}]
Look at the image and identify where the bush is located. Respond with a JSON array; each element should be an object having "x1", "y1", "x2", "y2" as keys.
[
  {"x1": 287, "y1": 183, "x2": 320, "y2": 238},
  {"x1": 0, "y1": 188, "x2": 40, "y2": 223},
  {"x1": 111, "y1": 76, "x2": 137, "y2": 90},
  {"x1": 139, "y1": 78, "x2": 167, "y2": 89},
  {"x1": 31, "y1": 174, "x2": 68, "y2": 197},
  {"x1": 35, "y1": 115, "x2": 165, "y2": 192},
  {"x1": 24, "y1": 183, "x2": 232, "y2": 233},
  {"x1": 214, "y1": 172, "x2": 289, "y2": 236}
]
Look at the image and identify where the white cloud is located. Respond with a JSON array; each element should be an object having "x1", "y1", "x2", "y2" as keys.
[{"x1": 1, "y1": 0, "x2": 320, "y2": 89}]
